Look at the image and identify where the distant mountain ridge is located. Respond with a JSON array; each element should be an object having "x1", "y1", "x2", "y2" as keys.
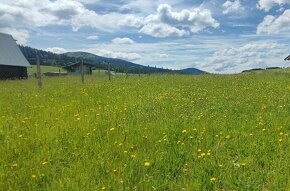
[
  {"x1": 179, "y1": 68, "x2": 205, "y2": 75},
  {"x1": 19, "y1": 45, "x2": 206, "y2": 75},
  {"x1": 63, "y1": 52, "x2": 143, "y2": 69}
]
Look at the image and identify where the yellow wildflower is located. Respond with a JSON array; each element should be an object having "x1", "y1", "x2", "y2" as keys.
[
  {"x1": 144, "y1": 162, "x2": 151, "y2": 167},
  {"x1": 42, "y1": 161, "x2": 48, "y2": 165}
]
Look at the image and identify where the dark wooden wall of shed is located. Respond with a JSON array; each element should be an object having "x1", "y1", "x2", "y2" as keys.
[{"x1": 0, "y1": 65, "x2": 28, "y2": 79}]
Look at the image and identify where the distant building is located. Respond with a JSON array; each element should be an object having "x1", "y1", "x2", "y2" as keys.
[
  {"x1": 0, "y1": 33, "x2": 31, "y2": 79},
  {"x1": 63, "y1": 62, "x2": 93, "y2": 75},
  {"x1": 285, "y1": 55, "x2": 290, "y2": 61}
]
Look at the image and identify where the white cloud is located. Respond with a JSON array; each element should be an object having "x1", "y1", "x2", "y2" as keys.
[
  {"x1": 0, "y1": 28, "x2": 29, "y2": 44},
  {"x1": 79, "y1": 35, "x2": 290, "y2": 72},
  {"x1": 46, "y1": 47, "x2": 67, "y2": 54},
  {"x1": 257, "y1": 9, "x2": 290, "y2": 34},
  {"x1": 112, "y1": 37, "x2": 135, "y2": 44},
  {"x1": 139, "y1": 4, "x2": 219, "y2": 37},
  {"x1": 157, "y1": 53, "x2": 170, "y2": 58},
  {"x1": 203, "y1": 42, "x2": 289, "y2": 73},
  {"x1": 94, "y1": 50, "x2": 141, "y2": 61},
  {"x1": 75, "y1": 0, "x2": 100, "y2": 4},
  {"x1": 87, "y1": 35, "x2": 99, "y2": 40},
  {"x1": 0, "y1": 0, "x2": 143, "y2": 39},
  {"x1": 71, "y1": 12, "x2": 143, "y2": 32},
  {"x1": 222, "y1": 0, "x2": 245, "y2": 14},
  {"x1": 257, "y1": 0, "x2": 290, "y2": 12},
  {"x1": 139, "y1": 23, "x2": 189, "y2": 38}
]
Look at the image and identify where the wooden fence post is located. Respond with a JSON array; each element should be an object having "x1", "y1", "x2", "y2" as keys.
[
  {"x1": 36, "y1": 55, "x2": 42, "y2": 89},
  {"x1": 81, "y1": 59, "x2": 84, "y2": 84},
  {"x1": 108, "y1": 63, "x2": 111, "y2": 81}
]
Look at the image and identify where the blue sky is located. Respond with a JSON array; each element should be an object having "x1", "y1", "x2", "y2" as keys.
[{"x1": 0, "y1": 0, "x2": 289, "y2": 73}]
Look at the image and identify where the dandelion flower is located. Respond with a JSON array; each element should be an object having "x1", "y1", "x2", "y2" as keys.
[
  {"x1": 144, "y1": 162, "x2": 151, "y2": 167},
  {"x1": 31, "y1": 175, "x2": 36, "y2": 179},
  {"x1": 42, "y1": 161, "x2": 48, "y2": 165},
  {"x1": 210, "y1": 177, "x2": 216, "y2": 182},
  {"x1": 131, "y1": 155, "x2": 136, "y2": 159}
]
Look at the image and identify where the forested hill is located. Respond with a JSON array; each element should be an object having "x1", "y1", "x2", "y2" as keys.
[{"x1": 19, "y1": 45, "x2": 206, "y2": 75}]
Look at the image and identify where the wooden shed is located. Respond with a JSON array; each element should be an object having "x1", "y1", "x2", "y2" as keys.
[
  {"x1": 63, "y1": 62, "x2": 93, "y2": 75},
  {"x1": 0, "y1": 33, "x2": 31, "y2": 79},
  {"x1": 285, "y1": 55, "x2": 290, "y2": 61}
]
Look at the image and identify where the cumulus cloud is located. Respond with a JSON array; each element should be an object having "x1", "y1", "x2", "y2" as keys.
[
  {"x1": 257, "y1": 0, "x2": 290, "y2": 11},
  {"x1": 139, "y1": 23, "x2": 188, "y2": 38},
  {"x1": 87, "y1": 35, "x2": 99, "y2": 40},
  {"x1": 0, "y1": 0, "x2": 143, "y2": 40},
  {"x1": 46, "y1": 47, "x2": 67, "y2": 54},
  {"x1": 75, "y1": 0, "x2": 100, "y2": 4},
  {"x1": 0, "y1": 27, "x2": 29, "y2": 44},
  {"x1": 139, "y1": 4, "x2": 219, "y2": 37},
  {"x1": 94, "y1": 50, "x2": 141, "y2": 61},
  {"x1": 157, "y1": 53, "x2": 170, "y2": 58},
  {"x1": 257, "y1": 9, "x2": 290, "y2": 34},
  {"x1": 222, "y1": 0, "x2": 245, "y2": 14},
  {"x1": 203, "y1": 42, "x2": 289, "y2": 73},
  {"x1": 112, "y1": 37, "x2": 135, "y2": 44}
]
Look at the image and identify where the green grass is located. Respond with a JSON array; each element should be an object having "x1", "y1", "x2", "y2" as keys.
[
  {"x1": 27, "y1": 66, "x2": 66, "y2": 75},
  {"x1": 0, "y1": 72, "x2": 289, "y2": 190},
  {"x1": 242, "y1": 67, "x2": 290, "y2": 75},
  {"x1": 27, "y1": 65, "x2": 126, "y2": 77}
]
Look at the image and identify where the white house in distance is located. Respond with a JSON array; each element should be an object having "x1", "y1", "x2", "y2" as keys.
[{"x1": 0, "y1": 32, "x2": 31, "y2": 79}]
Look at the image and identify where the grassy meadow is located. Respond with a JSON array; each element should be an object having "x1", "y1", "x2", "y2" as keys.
[{"x1": 0, "y1": 69, "x2": 289, "y2": 190}]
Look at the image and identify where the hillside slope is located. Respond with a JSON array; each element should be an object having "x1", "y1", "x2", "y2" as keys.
[{"x1": 19, "y1": 46, "x2": 206, "y2": 75}]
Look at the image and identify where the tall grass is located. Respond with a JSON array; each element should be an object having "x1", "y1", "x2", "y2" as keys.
[{"x1": 0, "y1": 73, "x2": 289, "y2": 190}]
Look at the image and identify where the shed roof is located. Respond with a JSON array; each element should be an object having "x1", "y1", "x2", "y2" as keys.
[
  {"x1": 0, "y1": 33, "x2": 31, "y2": 67},
  {"x1": 285, "y1": 55, "x2": 290, "y2": 61},
  {"x1": 63, "y1": 61, "x2": 94, "y2": 69}
]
